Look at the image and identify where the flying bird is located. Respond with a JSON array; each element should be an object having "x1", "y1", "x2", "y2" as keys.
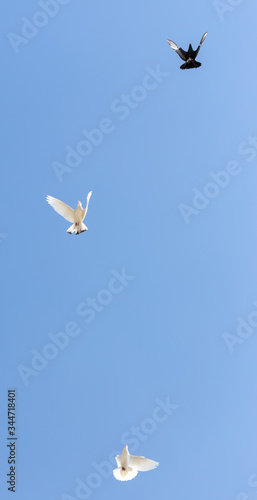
[
  {"x1": 167, "y1": 32, "x2": 207, "y2": 69},
  {"x1": 113, "y1": 445, "x2": 158, "y2": 481},
  {"x1": 46, "y1": 191, "x2": 92, "y2": 235}
]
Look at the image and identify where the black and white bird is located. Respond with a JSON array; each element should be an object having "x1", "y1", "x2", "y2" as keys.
[
  {"x1": 167, "y1": 32, "x2": 207, "y2": 69},
  {"x1": 46, "y1": 191, "x2": 92, "y2": 235},
  {"x1": 113, "y1": 445, "x2": 159, "y2": 481}
]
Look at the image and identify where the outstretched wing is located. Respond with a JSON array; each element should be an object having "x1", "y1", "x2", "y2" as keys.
[
  {"x1": 115, "y1": 454, "x2": 121, "y2": 467},
  {"x1": 84, "y1": 191, "x2": 92, "y2": 218},
  {"x1": 129, "y1": 455, "x2": 159, "y2": 472},
  {"x1": 46, "y1": 196, "x2": 75, "y2": 222},
  {"x1": 167, "y1": 39, "x2": 187, "y2": 61},
  {"x1": 199, "y1": 32, "x2": 208, "y2": 46},
  {"x1": 193, "y1": 31, "x2": 207, "y2": 58}
]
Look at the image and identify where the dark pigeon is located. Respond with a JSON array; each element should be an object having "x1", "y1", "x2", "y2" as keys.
[{"x1": 167, "y1": 32, "x2": 207, "y2": 69}]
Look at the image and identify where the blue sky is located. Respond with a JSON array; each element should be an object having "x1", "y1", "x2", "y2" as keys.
[{"x1": 1, "y1": 0, "x2": 257, "y2": 499}]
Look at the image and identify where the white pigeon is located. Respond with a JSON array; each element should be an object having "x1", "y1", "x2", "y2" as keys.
[
  {"x1": 113, "y1": 445, "x2": 158, "y2": 481},
  {"x1": 46, "y1": 191, "x2": 92, "y2": 235}
]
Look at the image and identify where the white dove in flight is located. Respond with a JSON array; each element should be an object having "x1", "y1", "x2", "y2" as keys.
[
  {"x1": 46, "y1": 191, "x2": 92, "y2": 235},
  {"x1": 113, "y1": 445, "x2": 159, "y2": 481}
]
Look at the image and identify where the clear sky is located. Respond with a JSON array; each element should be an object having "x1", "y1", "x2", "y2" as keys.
[{"x1": 1, "y1": 0, "x2": 257, "y2": 499}]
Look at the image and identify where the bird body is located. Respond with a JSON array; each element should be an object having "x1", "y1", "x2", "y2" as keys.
[
  {"x1": 46, "y1": 191, "x2": 92, "y2": 234},
  {"x1": 167, "y1": 32, "x2": 207, "y2": 69},
  {"x1": 113, "y1": 445, "x2": 158, "y2": 481}
]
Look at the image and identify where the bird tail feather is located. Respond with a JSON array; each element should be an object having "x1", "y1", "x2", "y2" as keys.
[
  {"x1": 113, "y1": 467, "x2": 138, "y2": 481},
  {"x1": 76, "y1": 222, "x2": 87, "y2": 234},
  {"x1": 67, "y1": 224, "x2": 75, "y2": 234},
  {"x1": 67, "y1": 222, "x2": 88, "y2": 235},
  {"x1": 180, "y1": 60, "x2": 201, "y2": 70}
]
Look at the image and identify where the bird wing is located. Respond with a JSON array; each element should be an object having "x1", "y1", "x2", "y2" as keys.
[
  {"x1": 199, "y1": 32, "x2": 208, "y2": 46},
  {"x1": 167, "y1": 39, "x2": 187, "y2": 61},
  {"x1": 193, "y1": 32, "x2": 207, "y2": 58},
  {"x1": 46, "y1": 196, "x2": 75, "y2": 222},
  {"x1": 129, "y1": 455, "x2": 159, "y2": 472},
  {"x1": 84, "y1": 191, "x2": 92, "y2": 218},
  {"x1": 115, "y1": 454, "x2": 121, "y2": 467},
  {"x1": 113, "y1": 467, "x2": 138, "y2": 481}
]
